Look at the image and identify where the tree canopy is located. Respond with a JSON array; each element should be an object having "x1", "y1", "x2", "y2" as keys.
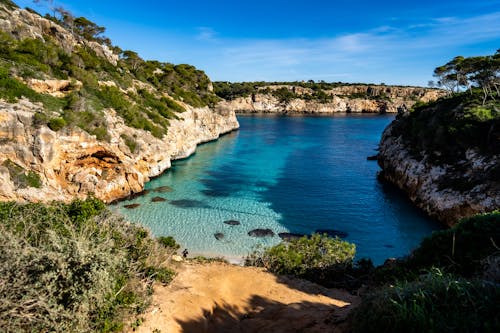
[{"x1": 433, "y1": 50, "x2": 500, "y2": 104}]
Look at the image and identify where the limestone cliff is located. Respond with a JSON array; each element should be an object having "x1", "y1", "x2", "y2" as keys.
[
  {"x1": 378, "y1": 96, "x2": 500, "y2": 226},
  {"x1": 216, "y1": 84, "x2": 445, "y2": 114},
  {"x1": 0, "y1": 98, "x2": 238, "y2": 203},
  {"x1": 0, "y1": 3, "x2": 239, "y2": 203}
]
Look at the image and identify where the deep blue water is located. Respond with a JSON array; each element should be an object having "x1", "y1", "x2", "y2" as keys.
[{"x1": 115, "y1": 114, "x2": 441, "y2": 264}]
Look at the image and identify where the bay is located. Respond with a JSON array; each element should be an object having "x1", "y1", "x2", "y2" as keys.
[{"x1": 114, "y1": 114, "x2": 442, "y2": 265}]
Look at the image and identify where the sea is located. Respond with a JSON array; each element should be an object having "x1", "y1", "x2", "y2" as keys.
[{"x1": 114, "y1": 114, "x2": 442, "y2": 265}]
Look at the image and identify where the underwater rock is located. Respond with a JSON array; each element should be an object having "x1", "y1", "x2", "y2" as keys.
[
  {"x1": 123, "y1": 203, "x2": 141, "y2": 209},
  {"x1": 151, "y1": 196, "x2": 167, "y2": 202},
  {"x1": 224, "y1": 220, "x2": 241, "y2": 226},
  {"x1": 153, "y1": 185, "x2": 174, "y2": 193},
  {"x1": 278, "y1": 232, "x2": 306, "y2": 241},
  {"x1": 170, "y1": 199, "x2": 208, "y2": 208},
  {"x1": 248, "y1": 228, "x2": 275, "y2": 237},
  {"x1": 315, "y1": 229, "x2": 348, "y2": 238}
]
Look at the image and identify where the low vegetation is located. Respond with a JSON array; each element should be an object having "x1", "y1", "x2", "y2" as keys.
[
  {"x1": 0, "y1": 198, "x2": 178, "y2": 332},
  {"x1": 352, "y1": 269, "x2": 500, "y2": 333},
  {"x1": 246, "y1": 233, "x2": 356, "y2": 283},
  {"x1": 352, "y1": 212, "x2": 500, "y2": 332}
]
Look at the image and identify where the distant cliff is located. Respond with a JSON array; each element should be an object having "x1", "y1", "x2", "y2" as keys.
[
  {"x1": 378, "y1": 92, "x2": 500, "y2": 226},
  {"x1": 0, "y1": 2, "x2": 239, "y2": 203},
  {"x1": 215, "y1": 83, "x2": 445, "y2": 114}
]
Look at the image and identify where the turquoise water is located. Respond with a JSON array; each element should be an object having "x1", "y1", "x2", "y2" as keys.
[{"x1": 114, "y1": 114, "x2": 441, "y2": 264}]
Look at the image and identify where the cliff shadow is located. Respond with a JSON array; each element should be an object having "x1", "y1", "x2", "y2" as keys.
[{"x1": 175, "y1": 294, "x2": 356, "y2": 333}]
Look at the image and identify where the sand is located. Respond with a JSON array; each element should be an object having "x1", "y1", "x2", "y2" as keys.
[{"x1": 131, "y1": 261, "x2": 360, "y2": 333}]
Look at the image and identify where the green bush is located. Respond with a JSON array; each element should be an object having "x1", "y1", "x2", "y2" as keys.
[
  {"x1": 352, "y1": 269, "x2": 500, "y2": 333},
  {"x1": 120, "y1": 133, "x2": 137, "y2": 153},
  {"x1": 246, "y1": 233, "x2": 356, "y2": 278},
  {"x1": 48, "y1": 117, "x2": 66, "y2": 131},
  {"x1": 372, "y1": 212, "x2": 500, "y2": 285},
  {"x1": 408, "y1": 212, "x2": 500, "y2": 276},
  {"x1": 2, "y1": 159, "x2": 42, "y2": 188},
  {"x1": 0, "y1": 199, "x2": 177, "y2": 332},
  {"x1": 158, "y1": 236, "x2": 180, "y2": 250}
]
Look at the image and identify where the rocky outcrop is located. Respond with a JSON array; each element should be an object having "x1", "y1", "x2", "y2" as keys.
[
  {"x1": 217, "y1": 85, "x2": 445, "y2": 114},
  {"x1": 0, "y1": 99, "x2": 238, "y2": 203},
  {"x1": 26, "y1": 78, "x2": 82, "y2": 97},
  {"x1": 378, "y1": 120, "x2": 500, "y2": 226}
]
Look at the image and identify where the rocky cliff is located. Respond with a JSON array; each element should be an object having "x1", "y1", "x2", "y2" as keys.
[
  {"x1": 0, "y1": 2, "x2": 239, "y2": 203},
  {"x1": 378, "y1": 95, "x2": 500, "y2": 226},
  {"x1": 216, "y1": 84, "x2": 445, "y2": 114},
  {"x1": 0, "y1": 98, "x2": 238, "y2": 203}
]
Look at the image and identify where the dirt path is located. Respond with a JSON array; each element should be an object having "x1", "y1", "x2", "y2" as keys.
[{"x1": 132, "y1": 261, "x2": 359, "y2": 333}]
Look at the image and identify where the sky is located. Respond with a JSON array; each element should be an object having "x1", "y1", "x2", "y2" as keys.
[{"x1": 14, "y1": 0, "x2": 500, "y2": 86}]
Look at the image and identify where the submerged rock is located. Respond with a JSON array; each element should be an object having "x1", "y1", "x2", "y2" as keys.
[
  {"x1": 153, "y1": 185, "x2": 174, "y2": 193},
  {"x1": 170, "y1": 199, "x2": 208, "y2": 208},
  {"x1": 224, "y1": 220, "x2": 241, "y2": 226},
  {"x1": 248, "y1": 228, "x2": 275, "y2": 237},
  {"x1": 151, "y1": 196, "x2": 167, "y2": 202},
  {"x1": 122, "y1": 189, "x2": 150, "y2": 201},
  {"x1": 315, "y1": 229, "x2": 348, "y2": 238},
  {"x1": 214, "y1": 232, "x2": 224, "y2": 241},
  {"x1": 278, "y1": 232, "x2": 307, "y2": 241},
  {"x1": 123, "y1": 203, "x2": 141, "y2": 209}
]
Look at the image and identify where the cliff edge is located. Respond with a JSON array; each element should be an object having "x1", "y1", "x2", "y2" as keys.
[{"x1": 378, "y1": 92, "x2": 500, "y2": 226}]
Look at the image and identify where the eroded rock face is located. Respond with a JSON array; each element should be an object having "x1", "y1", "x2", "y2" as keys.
[
  {"x1": 216, "y1": 85, "x2": 445, "y2": 114},
  {"x1": 0, "y1": 99, "x2": 239, "y2": 203},
  {"x1": 378, "y1": 123, "x2": 500, "y2": 226}
]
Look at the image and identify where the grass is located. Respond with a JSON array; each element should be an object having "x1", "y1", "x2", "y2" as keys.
[
  {"x1": 352, "y1": 269, "x2": 500, "y2": 333},
  {"x1": 0, "y1": 198, "x2": 179, "y2": 332}
]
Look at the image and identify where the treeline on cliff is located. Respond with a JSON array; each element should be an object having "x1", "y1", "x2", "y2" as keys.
[
  {"x1": 0, "y1": 0, "x2": 219, "y2": 142},
  {"x1": 213, "y1": 80, "x2": 404, "y2": 103}
]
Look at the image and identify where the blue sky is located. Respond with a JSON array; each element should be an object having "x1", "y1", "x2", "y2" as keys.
[{"x1": 14, "y1": 0, "x2": 500, "y2": 86}]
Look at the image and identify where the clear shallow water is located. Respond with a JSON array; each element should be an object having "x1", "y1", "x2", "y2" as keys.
[{"x1": 114, "y1": 114, "x2": 442, "y2": 265}]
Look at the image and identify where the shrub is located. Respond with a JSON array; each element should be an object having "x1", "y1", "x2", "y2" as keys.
[
  {"x1": 0, "y1": 199, "x2": 177, "y2": 332},
  {"x1": 120, "y1": 134, "x2": 137, "y2": 153},
  {"x1": 372, "y1": 212, "x2": 500, "y2": 285},
  {"x1": 157, "y1": 236, "x2": 180, "y2": 250},
  {"x1": 408, "y1": 212, "x2": 500, "y2": 276},
  {"x1": 352, "y1": 269, "x2": 500, "y2": 333},
  {"x1": 246, "y1": 233, "x2": 356, "y2": 279},
  {"x1": 2, "y1": 159, "x2": 42, "y2": 188},
  {"x1": 48, "y1": 117, "x2": 66, "y2": 131}
]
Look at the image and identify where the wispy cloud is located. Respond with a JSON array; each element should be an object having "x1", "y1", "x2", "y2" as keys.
[
  {"x1": 192, "y1": 11, "x2": 500, "y2": 84},
  {"x1": 196, "y1": 27, "x2": 217, "y2": 42}
]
